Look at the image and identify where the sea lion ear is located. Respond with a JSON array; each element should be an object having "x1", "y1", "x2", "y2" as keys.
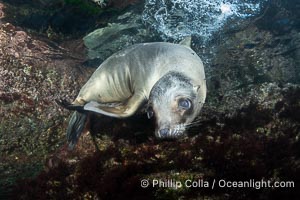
[
  {"x1": 179, "y1": 36, "x2": 192, "y2": 47},
  {"x1": 193, "y1": 85, "x2": 200, "y2": 92}
]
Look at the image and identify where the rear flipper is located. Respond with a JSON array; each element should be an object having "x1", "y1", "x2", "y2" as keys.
[{"x1": 67, "y1": 111, "x2": 88, "y2": 150}]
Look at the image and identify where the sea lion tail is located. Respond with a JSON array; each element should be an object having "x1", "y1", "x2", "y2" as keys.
[{"x1": 67, "y1": 111, "x2": 87, "y2": 149}]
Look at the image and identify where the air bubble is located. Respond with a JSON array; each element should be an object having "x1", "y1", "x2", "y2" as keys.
[{"x1": 142, "y1": 0, "x2": 266, "y2": 42}]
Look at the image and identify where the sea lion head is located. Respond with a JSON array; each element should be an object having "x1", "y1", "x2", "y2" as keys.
[{"x1": 148, "y1": 71, "x2": 205, "y2": 139}]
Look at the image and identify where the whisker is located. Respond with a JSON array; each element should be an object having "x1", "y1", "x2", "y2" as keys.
[
  {"x1": 186, "y1": 121, "x2": 204, "y2": 128},
  {"x1": 186, "y1": 120, "x2": 202, "y2": 126}
]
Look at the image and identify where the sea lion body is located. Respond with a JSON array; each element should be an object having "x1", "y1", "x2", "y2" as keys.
[{"x1": 59, "y1": 41, "x2": 206, "y2": 148}]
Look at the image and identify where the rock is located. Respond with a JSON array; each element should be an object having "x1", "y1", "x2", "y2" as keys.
[
  {"x1": 2, "y1": 0, "x2": 102, "y2": 38},
  {"x1": 11, "y1": 83, "x2": 300, "y2": 199},
  {"x1": 37, "y1": 0, "x2": 64, "y2": 7},
  {"x1": 205, "y1": 25, "x2": 300, "y2": 118},
  {"x1": 0, "y1": 21, "x2": 94, "y2": 195},
  {"x1": 83, "y1": 11, "x2": 153, "y2": 65},
  {"x1": 0, "y1": 3, "x2": 5, "y2": 20},
  {"x1": 83, "y1": 22, "x2": 137, "y2": 58}
]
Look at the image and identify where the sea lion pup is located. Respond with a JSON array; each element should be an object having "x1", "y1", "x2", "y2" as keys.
[{"x1": 57, "y1": 37, "x2": 206, "y2": 149}]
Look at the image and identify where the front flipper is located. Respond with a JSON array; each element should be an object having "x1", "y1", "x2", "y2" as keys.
[
  {"x1": 84, "y1": 93, "x2": 147, "y2": 118},
  {"x1": 55, "y1": 99, "x2": 84, "y2": 112}
]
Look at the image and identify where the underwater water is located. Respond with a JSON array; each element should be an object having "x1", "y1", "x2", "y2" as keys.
[{"x1": 143, "y1": 0, "x2": 267, "y2": 41}]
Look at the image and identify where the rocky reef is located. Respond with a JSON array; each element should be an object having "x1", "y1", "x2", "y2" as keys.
[
  {"x1": 0, "y1": 1, "x2": 94, "y2": 196},
  {"x1": 0, "y1": 0, "x2": 299, "y2": 199}
]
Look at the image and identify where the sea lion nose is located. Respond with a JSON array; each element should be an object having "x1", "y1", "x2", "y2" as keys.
[{"x1": 159, "y1": 128, "x2": 170, "y2": 137}]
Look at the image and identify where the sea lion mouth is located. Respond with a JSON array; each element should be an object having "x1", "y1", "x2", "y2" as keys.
[{"x1": 156, "y1": 124, "x2": 186, "y2": 139}]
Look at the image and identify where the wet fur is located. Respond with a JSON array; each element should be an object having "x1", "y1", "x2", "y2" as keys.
[
  {"x1": 149, "y1": 72, "x2": 201, "y2": 138},
  {"x1": 56, "y1": 40, "x2": 206, "y2": 148}
]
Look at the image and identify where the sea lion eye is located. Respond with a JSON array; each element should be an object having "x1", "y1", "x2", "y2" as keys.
[
  {"x1": 146, "y1": 107, "x2": 154, "y2": 119},
  {"x1": 178, "y1": 98, "x2": 192, "y2": 110}
]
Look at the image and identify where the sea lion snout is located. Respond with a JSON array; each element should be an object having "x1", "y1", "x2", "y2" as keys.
[
  {"x1": 156, "y1": 125, "x2": 186, "y2": 139},
  {"x1": 158, "y1": 128, "x2": 170, "y2": 138}
]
